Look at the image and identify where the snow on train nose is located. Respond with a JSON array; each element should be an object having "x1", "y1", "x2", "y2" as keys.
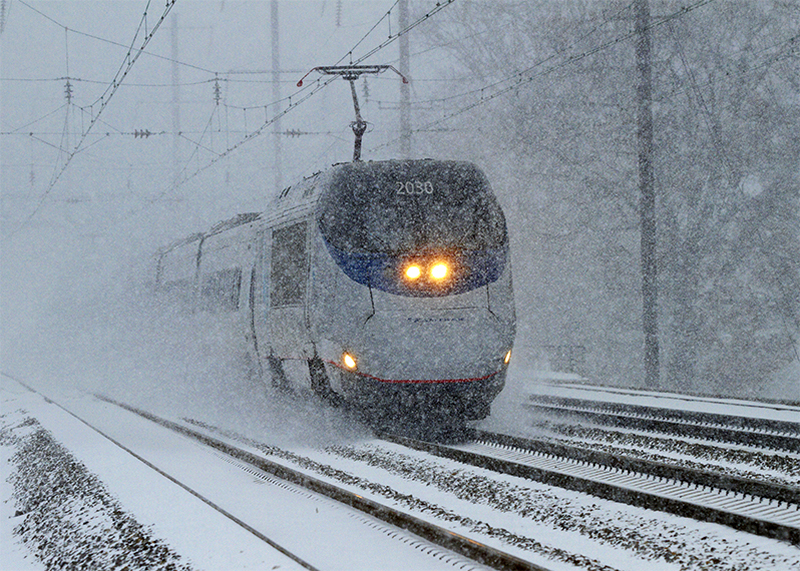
[{"x1": 350, "y1": 308, "x2": 511, "y2": 382}]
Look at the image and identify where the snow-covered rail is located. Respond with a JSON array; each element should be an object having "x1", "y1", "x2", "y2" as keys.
[
  {"x1": 98, "y1": 396, "x2": 549, "y2": 571},
  {"x1": 3, "y1": 373, "x2": 526, "y2": 571},
  {"x1": 522, "y1": 393, "x2": 800, "y2": 452},
  {"x1": 7, "y1": 373, "x2": 798, "y2": 570},
  {"x1": 380, "y1": 430, "x2": 800, "y2": 545}
]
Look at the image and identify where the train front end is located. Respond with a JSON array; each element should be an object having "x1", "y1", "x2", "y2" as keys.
[{"x1": 314, "y1": 159, "x2": 515, "y2": 421}]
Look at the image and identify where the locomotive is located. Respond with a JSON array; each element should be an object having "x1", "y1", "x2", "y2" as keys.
[{"x1": 156, "y1": 159, "x2": 515, "y2": 423}]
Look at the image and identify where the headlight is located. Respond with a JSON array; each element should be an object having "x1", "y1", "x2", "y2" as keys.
[
  {"x1": 405, "y1": 265, "x2": 421, "y2": 280},
  {"x1": 342, "y1": 353, "x2": 357, "y2": 370},
  {"x1": 504, "y1": 350, "x2": 512, "y2": 365},
  {"x1": 430, "y1": 263, "x2": 448, "y2": 280}
]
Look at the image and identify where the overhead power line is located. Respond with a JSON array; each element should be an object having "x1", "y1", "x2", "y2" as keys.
[
  {"x1": 163, "y1": 0, "x2": 457, "y2": 197},
  {"x1": 374, "y1": 0, "x2": 716, "y2": 152},
  {"x1": 16, "y1": 0, "x2": 216, "y2": 74},
  {"x1": 12, "y1": 0, "x2": 177, "y2": 236}
]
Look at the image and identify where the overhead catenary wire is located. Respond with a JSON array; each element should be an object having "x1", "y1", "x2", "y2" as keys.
[
  {"x1": 409, "y1": 0, "x2": 639, "y2": 107},
  {"x1": 4, "y1": 103, "x2": 69, "y2": 135},
  {"x1": 160, "y1": 0, "x2": 457, "y2": 198},
  {"x1": 11, "y1": 0, "x2": 177, "y2": 236},
  {"x1": 372, "y1": 0, "x2": 717, "y2": 153},
  {"x1": 16, "y1": 0, "x2": 217, "y2": 75},
  {"x1": 6, "y1": 0, "x2": 457, "y2": 219},
  {"x1": 361, "y1": 31, "x2": 793, "y2": 112}
]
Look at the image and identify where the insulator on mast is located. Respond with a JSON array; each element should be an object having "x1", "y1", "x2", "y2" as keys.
[{"x1": 213, "y1": 76, "x2": 222, "y2": 105}]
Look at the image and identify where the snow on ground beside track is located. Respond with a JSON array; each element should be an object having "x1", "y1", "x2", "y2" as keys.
[
  {"x1": 246, "y1": 436, "x2": 800, "y2": 571},
  {"x1": 1, "y1": 376, "x2": 309, "y2": 571},
  {"x1": 507, "y1": 366, "x2": 800, "y2": 423},
  {"x1": 1, "y1": 412, "x2": 46, "y2": 571}
]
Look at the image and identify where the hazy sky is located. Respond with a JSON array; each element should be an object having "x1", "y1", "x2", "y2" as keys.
[
  {"x1": 2, "y1": 1, "x2": 426, "y2": 232},
  {"x1": 2, "y1": 1, "x2": 451, "y2": 348}
]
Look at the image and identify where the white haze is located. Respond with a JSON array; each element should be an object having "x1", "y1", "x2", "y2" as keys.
[{"x1": 2, "y1": 0, "x2": 798, "y2": 437}]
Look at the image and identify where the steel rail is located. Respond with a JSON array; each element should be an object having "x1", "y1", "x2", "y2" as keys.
[
  {"x1": 2, "y1": 374, "x2": 319, "y2": 571},
  {"x1": 97, "y1": 395, "x2": 550, "y2": 571},
  {"x1": 523, "y1": 396, "x2": 800, "y2": 452},
  {"x1": 473, "y1": 430, "x2": 800, "y2": 504},
  {"x1": 378, "y1": 429, "x2": 800, "y2": 546}
]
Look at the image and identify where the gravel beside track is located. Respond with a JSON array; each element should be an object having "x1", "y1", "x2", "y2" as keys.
[{"x1": 379, "y1": 430, "x2": 800, "y2": 545}]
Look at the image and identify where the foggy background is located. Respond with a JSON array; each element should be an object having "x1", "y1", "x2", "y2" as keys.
[{"x1": 2, "y1": 0, "x2": 798, "y2": 405}]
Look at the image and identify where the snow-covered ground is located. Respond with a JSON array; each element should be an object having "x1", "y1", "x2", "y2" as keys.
[
  {"x1": 1, "y1": 377, "x2": 305, "y2": 571},
  {"x1": 518, "y1": 376, "x2": 800, "y2": 423},
  {"x1": 2, "y1": 375, "x2": 503, "y2": 571},
  {"x1": 5, "y1": 373, "x2": 800, "y2": 571},
  {"x1": 2, "y1": 285, "x2": 799, "y2": 570}
]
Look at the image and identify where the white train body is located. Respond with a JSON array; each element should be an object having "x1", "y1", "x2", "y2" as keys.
[{"x1": 156, "y1": 159, "x2": 515, "y2": 421}]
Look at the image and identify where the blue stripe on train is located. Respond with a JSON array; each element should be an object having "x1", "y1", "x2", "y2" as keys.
[{"x1": 322, "y1": 239, "x2": 507, "y2": 297}]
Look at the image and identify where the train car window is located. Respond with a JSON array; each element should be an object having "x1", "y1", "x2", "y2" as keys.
[
  {"x1": 162, "y1": 277, "x2": 194, "y2": 298},
  {"x1": 201, "y1": 267, "x2": 242, "y2": 311},
  {"x1": 270, "y1": 222, "x2": 307, "y2": 307}
]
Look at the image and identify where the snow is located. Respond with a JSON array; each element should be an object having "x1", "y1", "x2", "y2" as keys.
[
  {"x1": 1, "y1": 377, "x2": 306, "y2": 571},
  {"x1": 2, "y1": 2, "x2": 799, "y2": 568},
  {"x1": 515, "y1": 368, "x2": 800, "y2": 424},
  {"x1": 2, "y1": 374, "x2": 498, "y2": 571},
  {"x1": 245, "y1": 434, "x2": 800, "y2": 571},
  {"x1": 0, "y1": 407, "x2": 43, "y2": 571},
  {"x1": 2, "y1": 283, "x2": 799, "y2": 570}
]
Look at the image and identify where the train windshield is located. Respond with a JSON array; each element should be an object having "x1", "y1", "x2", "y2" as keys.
[{"x1": 317, "y1": 160, "x2": 507, "y2": 254}]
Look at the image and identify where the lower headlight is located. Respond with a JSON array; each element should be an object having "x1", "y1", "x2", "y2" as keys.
[{"x1": 343, "y1": 353, "x2": 357, "y2": 370}]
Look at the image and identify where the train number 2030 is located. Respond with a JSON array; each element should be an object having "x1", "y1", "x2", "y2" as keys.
[{"x1": 396, "y1": 181, "x2": 434, "y2": 195}]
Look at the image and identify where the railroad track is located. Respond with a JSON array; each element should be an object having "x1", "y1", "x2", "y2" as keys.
[
  {"x1": 378, "y1": 428, "x2": 800, "y2": 546},
  {"x1": 97, "y1": 395, "x2": 547, "y2": 571},
  {"x1": 522, "y1": 394, "x2": 800, "y2": 452},
  {"x1": 8, "y1": 374, "x2": 798, "y2": 569},
  {"x1": 5, "y1": 374, "x2": 538, "y2": 571},
  {"x1": 142, "y1": 389, "x2": 799, "y2": 548},
  {"x1": 103, "y1": 388, "x2": 799, "y2": 547}
]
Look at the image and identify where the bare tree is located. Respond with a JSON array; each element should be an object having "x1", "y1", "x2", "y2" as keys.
[{"x1": 417, "y1": 0, "x2": 799, "y2": 395}]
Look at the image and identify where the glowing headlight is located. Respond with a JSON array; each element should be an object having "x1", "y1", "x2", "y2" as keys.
[
  {"x1": 342, "y1": 353, "x2": 357, "y2": 370},
  {"x1": 430, "y1": 263, "x2": 448, "y2": 280},
  {"x1": 504, "y1": 350, "x2": 512, "y2": 365},
  {"x1": 405, "y1": 265, "x2": 421, "y2": 280}
]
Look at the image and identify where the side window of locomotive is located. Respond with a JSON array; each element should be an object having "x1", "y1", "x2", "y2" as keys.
[{"x1": 270, "y1": 222, "x2": 307, "y2": 307}]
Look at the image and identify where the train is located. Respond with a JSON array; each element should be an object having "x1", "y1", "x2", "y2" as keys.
[{"x1": 155, "y1": 158, "x2": 515, "y2": 425}]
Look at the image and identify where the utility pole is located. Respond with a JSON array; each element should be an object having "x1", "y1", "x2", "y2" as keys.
[
  {"x1": 398, "y1": 0, "x2": 411, "y2": 158},
  {"x1": 171, "y1": 12, "x2": 181, "y2": 188},
  {"x1": 271, "y1": 0, "x2": 283, "y2": 191},
  {"x1": 636, "y1": 0, "x2": 659, "y2": 388}
]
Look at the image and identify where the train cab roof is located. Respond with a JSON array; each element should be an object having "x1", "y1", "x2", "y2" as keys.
[
  {"x1": 158, "y1": 212, "x2": 261, "y2": 257},
  {"x1": 316, "y1": 159, "x2": 507, "y2": 255}
]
